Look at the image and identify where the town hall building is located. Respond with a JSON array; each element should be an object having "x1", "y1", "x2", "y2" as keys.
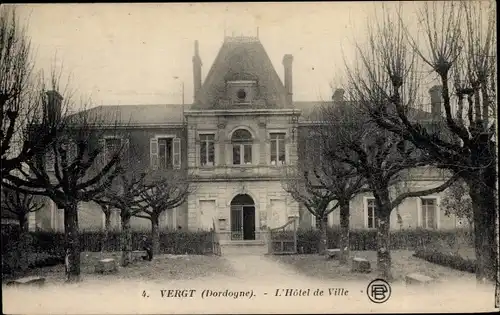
[{"x1": 28, "y1": 35, "x2": 466, "y2": 243}]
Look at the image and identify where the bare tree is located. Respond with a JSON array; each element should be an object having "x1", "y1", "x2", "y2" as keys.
[
  {"x1": 92, "y1": 196, "x2": 114, "y2": 252},
  {"x1": 345, "y1": 2, "x2": 497, "y2": 283},
  {"x1": 134, "y1": 171, "x2": 191, "y2": 255},
  {"x1": 93, "y1": 170, "x2": 148, "y2": 267},
  {"x1": 283, "y1": 125, "x2": 367, "y2": 262},
  {"x1": 283, "y1": 165, "x2": 339, "y2": 256},
  {"x1": 323, "y1": 102, "x2": 459, "y2": 281},
  {"x1": 2, "y1": 98, "x2": 126, "y2": 282},
  {"x1": 0, "y1": 7, "x2": 62, "y2": 176},
  {"x1": 1, "y1": 187, "x2": 43, "y2": 270}
]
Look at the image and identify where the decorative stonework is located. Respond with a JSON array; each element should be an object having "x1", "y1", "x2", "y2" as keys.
[{"x1": 218, "y1": 122, "x2": 226, "y2": 129}]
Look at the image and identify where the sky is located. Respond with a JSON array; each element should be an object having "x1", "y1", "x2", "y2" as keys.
[{"x1": 11, "y1": 2, "x2": 435, "y2": 108}]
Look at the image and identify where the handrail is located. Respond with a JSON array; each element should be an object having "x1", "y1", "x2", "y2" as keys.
[
  {"x1": 269, "y1": 217, "x2": 297, "y2": 232},
  {"x1": 268, "y1": 217, "x2": 298, "y2": 255}
]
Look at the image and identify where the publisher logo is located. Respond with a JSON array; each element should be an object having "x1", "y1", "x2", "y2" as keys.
[{"x1": 367, "y1": 279, "x2": 391, "y2": 304}]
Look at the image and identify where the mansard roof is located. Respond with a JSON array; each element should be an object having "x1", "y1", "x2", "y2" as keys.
[{"x1": 194, "y1": 36, "x2": 288, "y2": 109}]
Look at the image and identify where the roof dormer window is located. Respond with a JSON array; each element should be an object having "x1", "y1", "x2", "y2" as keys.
[{"x1": 227, "y1": 80, "x2": 257, "y2": 105}]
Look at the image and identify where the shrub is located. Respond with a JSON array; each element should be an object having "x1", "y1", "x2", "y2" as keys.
[
  {"x1": 293, "y1": 227, "x2": 470, "y2": 253},
  {"x1": 413, "y1": 248, "x2": 476, "y2": 273}
]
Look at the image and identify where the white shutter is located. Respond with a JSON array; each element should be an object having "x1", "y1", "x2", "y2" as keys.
[
  {"x1": 150, "y1": 138, "x2": 158, "y2": 170},
  {"x1": 69, "y1": 140, "x2": 78, "y2": 162},
  {"x1": 98, "y1": 138, "x2": 106, "y2": 166},
  {"x1": 121, "y1": 138, "x2": 130, "y2": 166},
  {"x1": 45, "y1": 150, "x2": 55, "y2": 171},
  {"x1": 173, "y1": 137, "x2": 181, "y2": 169}
]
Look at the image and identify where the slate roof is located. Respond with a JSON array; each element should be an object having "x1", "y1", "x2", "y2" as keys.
[
  {"x1": 77, "y1": 104, "x2": 187, "y2": 126},
  {"x1": 77, "y1": 100, "x2": 434, "y2": 126},
  {"x1": 194, "y1": 37, "x2": 288, "y2": 109}
]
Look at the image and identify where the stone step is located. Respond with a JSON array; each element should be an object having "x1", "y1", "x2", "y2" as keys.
[{"x1": 220, "y1": 240, "x2": 266, "y2": 246}]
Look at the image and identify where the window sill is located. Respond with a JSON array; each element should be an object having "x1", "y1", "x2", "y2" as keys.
[
  {"x1": 270, "y1": 162, "x2": 287, "y2": 167},
  {"x1": 200, "y1": 164, "x2": 216, "y2": 169}
]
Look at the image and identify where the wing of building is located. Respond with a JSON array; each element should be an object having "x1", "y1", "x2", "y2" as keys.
[{"x1": 28, "y1": 35, "x2": 468, "y2": 243}]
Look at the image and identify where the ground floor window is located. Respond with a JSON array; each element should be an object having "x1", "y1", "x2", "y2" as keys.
[{"x1": 421, "y1": 198, "x2": 438, "y2": 229}]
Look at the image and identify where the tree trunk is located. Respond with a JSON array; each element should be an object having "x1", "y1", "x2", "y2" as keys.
[
  {"x1": 18, "y1": 216, "x2": 29, "y2": 272},
  {"x1": 468, "y1": 178, "x2": 497, "y2": 284},
  {"x1": 466, "y1": 136, "x2": 498, "y2": 285},
  {"x1": 318, "y1": 215, "x2": 328, "y2": 255},
  {"x1": 102, "y1": 210, "x2": 111, "y2": 252},
  {"x1": 64, "y1": 202, "x2": 81, "y2": 283},
  {"x1": 374, "y1": 190, "x2": 392, "y2": 281},
  {"x1": 339, "y1": 201, "x2": 350, "y2": 264},
  {"x1": 120, "y1": 214, "x2": 132, "y2": 267},
  {"x1": 151, "y1": 214, "x2": 160, "y2": 255}
]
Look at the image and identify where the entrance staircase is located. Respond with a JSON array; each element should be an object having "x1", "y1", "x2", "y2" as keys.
[
  {"x1": 220, "y1": 240, "x2": 267, "y2": 256},
  {"x1": 221, "y1": 240, "x2": 267, "y2": 256}
]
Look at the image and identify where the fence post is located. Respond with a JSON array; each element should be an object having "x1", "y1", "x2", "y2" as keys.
[
  {"x1": 268, "y1": 227, "x2": 272, "y2": 254},
  {"x1": 291, "y1": 218, "x2": 296, "y2": 253}
]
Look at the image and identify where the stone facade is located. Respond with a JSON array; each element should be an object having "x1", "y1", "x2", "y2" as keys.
[{"x1": 28, "y1": 35, "x2": 467, "y2": 240}]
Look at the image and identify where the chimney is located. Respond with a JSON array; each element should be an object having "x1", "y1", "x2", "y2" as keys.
[
  {"x1": 192, "y1": 40, "x2": 202, "y2": 103},
  {"x1": 332, "y1": 89, "x2": 345, "y2": 103},
  {"x1": 282, "y1": 54, "x2": 293, "y2": 105},
  {"x1": 44, "y1": 90, "x2": 63, "y2": 125},
  {"x1": 429, "y1": 85, "x2": 442, "y2": 119}
]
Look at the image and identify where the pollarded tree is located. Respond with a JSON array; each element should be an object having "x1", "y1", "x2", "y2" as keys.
[
  {"x1": 283, "y1": 164, "x2": 340, "y2": 256},
  {"x1": 92, "y1": 195, "x2": 114, "y2": 252},
  {"x1": 1, "y1": 187, "x2": 43, "y2": 270},
  {"x1": 2, "y1": 95, "x2": 126, "y2": 282},
  {"x1": 96, "y1": 170, "x2": 149, "y2": 267},
  {"x1": 283, "y1": 124, "x2": 367, "y2": 262},
  {"x1": 0, "y1": 7, "x2": 63, "y2": 175},
  {"x1": 134, "y1": 171, "x2": 191, "y2": 255},
  {"x1": 345, "y1": 1, "x2": 497, "y2": 283},
  {"x1": 323, "y1": 102, "x2": 459, "y2": 281}
]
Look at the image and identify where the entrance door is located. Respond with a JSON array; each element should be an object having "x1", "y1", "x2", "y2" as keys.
[
  {"x1": 230, "y1": 194, "x2": 256, "y2": 241},
  {"x1": 243, "y1": 206, "x2": 255, "y2": 240}
]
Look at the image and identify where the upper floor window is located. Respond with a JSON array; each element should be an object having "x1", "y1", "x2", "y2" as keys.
[
  {"x1": 270, "y1": 133, "x2": 286, "y2": 165},
  {"x1": 200, "y1": 134, "x2": 215, "y2": 167},
  {"x1": 150, "y1": 136, "x2": 181, "y2": 170},
  {"x1": 158, "y1": 138, "x2": 173, "y2": 169},
  {"x1": 98, "y1": 137, "x2": 129, "y2": 165},
  {"x1": 231, "y1": 129, "x2": 252, "y2": 165},
  {"x1": 365, "y1": 198, "x2": 378, "y2": 229},
  {"x1": 421, "y1": 198, "x2": 438, "y2": 229},
  {"x1": 105, "y1": 138, "x2": 122, "y2": 162}
]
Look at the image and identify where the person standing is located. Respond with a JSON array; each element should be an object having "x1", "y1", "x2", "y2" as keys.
[{"x1": 140, "y1": 235, "x2": 153, "y2": 261}]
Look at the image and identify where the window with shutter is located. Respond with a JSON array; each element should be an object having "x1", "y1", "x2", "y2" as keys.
[
  {"x1": 68, "y1": 141, "x2": 78, "y2": 162},
  {"x1": 421, "y1": 198, "x2": 438, "y2": 229},
  {"x1": 121, "y1": 138, "x2": 130, "y2": 166},
  {"x1": 45, "y1": 150, "x2": 55, "y2": 171},
  {"x1": 366, "y1": 198, "x2": 378, "y2": 228},
  {"x1": 150, "y1": 138, "x2": 159, "y2": 170},
  {"x1": 173, "y1": 138, "x2": 181, "y2": 169},
  {"x1": 98, "y1": 138, "x2": 106, "y2": 166}
]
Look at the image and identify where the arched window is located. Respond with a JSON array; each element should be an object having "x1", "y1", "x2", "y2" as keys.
[{"x1": 231, "y1": 129, "x2": 252, "y2": 165}]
